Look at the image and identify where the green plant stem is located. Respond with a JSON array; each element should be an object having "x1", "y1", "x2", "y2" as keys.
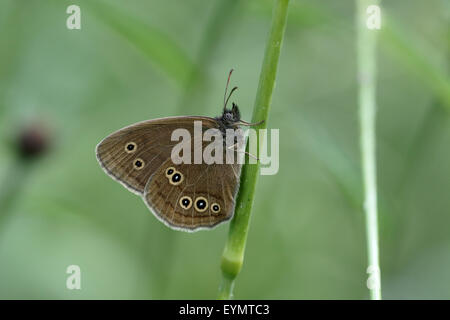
[
  {"x1": 218, "y1": 0, "x2": 289, "y2": 300},
  {"x1": 356, "y1": 0, "x2": 382, "y2": 300}
]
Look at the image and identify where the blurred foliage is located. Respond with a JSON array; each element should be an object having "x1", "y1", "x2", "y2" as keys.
[{"x1": 0, "y1": 0, "x2": 449, "y2": 299}]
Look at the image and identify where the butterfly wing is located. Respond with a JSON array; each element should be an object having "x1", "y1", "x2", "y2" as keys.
[
  {"x1": 143, "y1": 159, "x2": 241, "y2": 231},
  {"x1": 96, "y1": 116, "x2": 243, "y2": 231}
]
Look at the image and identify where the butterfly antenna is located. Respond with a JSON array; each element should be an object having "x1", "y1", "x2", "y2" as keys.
[
  {"x1": 224, "y1": 86, "x2": 238, "y2": 111},
  {"x1": 224, "y1": 69, "x2": 236, "y2": 111}
]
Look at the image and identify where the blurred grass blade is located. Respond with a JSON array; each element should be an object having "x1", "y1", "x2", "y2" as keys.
[
  {"x1": 356, "y1": 0, "x2": 382, "y2": 300},
  {"x1": 380, "y1": 15, "x2": 450, "y2": 111},
  {"x1": 179, "y1": 0, "x2": 242, "y2": 112},
  {"x1": 296, "y1": 117, "x2": 362, "y2": 206},
  {"x1": 0, "y1": 161, "x2": 32, "y2": 231},
  {"x1": 218, "y1": 0, "x2": 289, "y2": 300},
  {"x1": 86, "y1": 0, "x2": 196, "y2": 87}
]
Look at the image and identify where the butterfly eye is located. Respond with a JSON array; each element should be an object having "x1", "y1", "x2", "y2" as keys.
[
  {"x1": 179, "y1": 196, "x2": 192, "y2": 210},
  {"x1": 125, "y1": 142, "x2": 137, "y2": 153},
  {"x1": 211, "y1": 203, "x2": 221, "y2": 214},
  {"x1": 194, "y1": 197, "x2": 208, "y2": 213},
  {"x1": 133, "y1": 158, "x2": 145, "y2": 170},
  {"x1": 169, "y1": 171, "x2": 184, "y2": 186},
  {"x1": 165, "y1": 167, "x2": 176, "y2": 178}
]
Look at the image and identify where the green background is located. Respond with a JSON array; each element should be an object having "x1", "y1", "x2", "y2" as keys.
[{"x1": 0, "y1": 0, "x2": 449, "y2": 299}]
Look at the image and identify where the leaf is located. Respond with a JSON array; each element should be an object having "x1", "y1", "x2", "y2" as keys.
[{"x1": 86, "y1": 0, "x2": 196, "y2": 87}]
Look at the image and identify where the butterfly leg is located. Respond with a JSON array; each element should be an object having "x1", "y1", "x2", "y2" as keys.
[{"x1": 226, "y1": 143, "x2": 259, "y2": 161}]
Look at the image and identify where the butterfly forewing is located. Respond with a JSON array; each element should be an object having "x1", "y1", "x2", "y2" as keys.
[{"x1": 96, "y1": 117, "x2": 209, "y2": 194}]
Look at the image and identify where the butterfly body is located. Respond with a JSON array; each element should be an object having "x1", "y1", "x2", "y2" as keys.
[{"x1": 96, "y1": 107, "x2": 244, "y2": 232}]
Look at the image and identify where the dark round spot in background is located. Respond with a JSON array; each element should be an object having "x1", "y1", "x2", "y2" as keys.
[
  {"x1": 172, "y1": 173, "x2": 181, "y2": 182},
  {"x1": 16, "y1": 124, "x2": 50, "y2": 160},
  {"x1": 135, "y1": 160, "x2": 142, "y2": 167},
  {"x1": 196, "y1": 199, "x2": 206, "y2": 209},
  {"x1": 127, "y1": 144, "x2": 135, "y2": 151}
]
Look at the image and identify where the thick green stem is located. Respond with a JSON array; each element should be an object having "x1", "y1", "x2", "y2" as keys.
[
  {"x1": 218, "y1": 0, "x2": 289, "y2": 299},
  {"x1": 356, "y1": 0, "x2": 382, "y2": 300}
]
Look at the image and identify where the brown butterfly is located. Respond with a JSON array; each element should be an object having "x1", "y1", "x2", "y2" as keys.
[{"x1": 95, "y1": 70, "x2": 260, "y2": 232}]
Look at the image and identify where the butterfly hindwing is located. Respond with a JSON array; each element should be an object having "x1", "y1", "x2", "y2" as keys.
[{"x1": 144, "y1": 158, "x2": 241, "y2": 231}]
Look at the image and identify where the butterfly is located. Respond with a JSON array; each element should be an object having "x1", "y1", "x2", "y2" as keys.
[{"x1": 95, "y1": 70, "x2": 261, "y2": 232}]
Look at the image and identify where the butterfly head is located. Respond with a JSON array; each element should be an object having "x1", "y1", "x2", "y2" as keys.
[
  {"x1": 217, "y1": 69, "x2": 264, "y2": 129},
  {"x1": 219, "y1": 102, "x2": 241, "y2": 128}
]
